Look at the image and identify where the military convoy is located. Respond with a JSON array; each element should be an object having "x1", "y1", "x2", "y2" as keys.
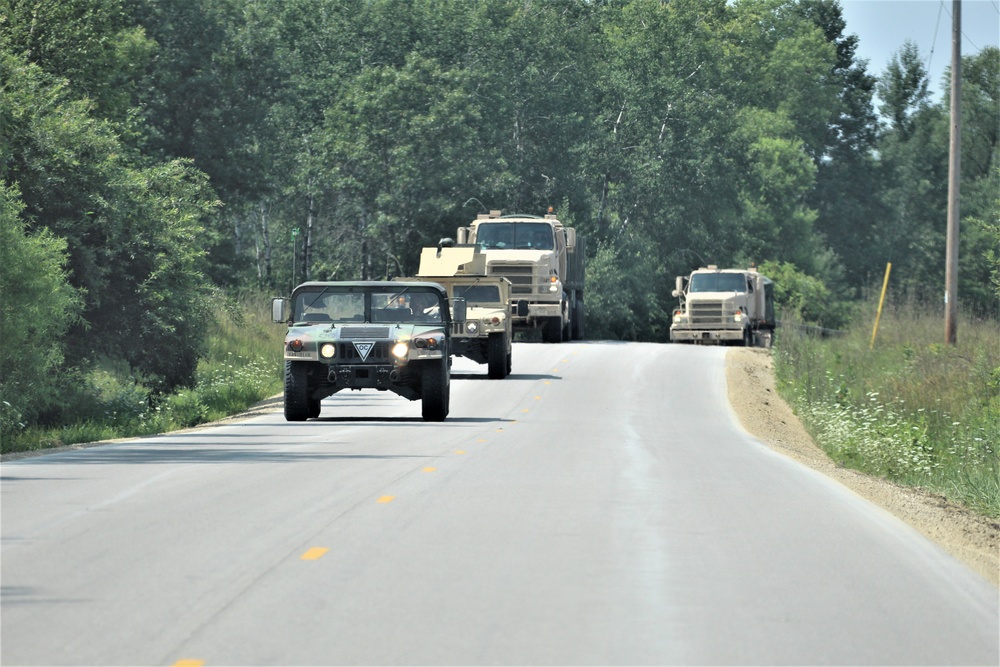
[
  {"x1": 669, "y1": 265, "x2": 775, "y2": 347},
  {"x1": 271, "y1": 209, "x2": 778, "y2": 422},
  {"x1": 456, "y1": 210, "x2": 585, "y2": 343},
  {"x1": 271, "y1": 281, "x2": 465, "y2": 422}
]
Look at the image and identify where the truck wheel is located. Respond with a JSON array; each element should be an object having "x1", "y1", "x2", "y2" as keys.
[
  {"x1": 572, "y1": 299, "x2": 585, "y2": 340},
  {"x1": 487, "y1": 333, "x2": 508, "y2": 379},
  {"x1": 284, "y1": 361, "x2": 312, "y2": 421},
  {"x1": 421, "y1": 359, "x2": 450, "y2": 421},
  {"x1": 542, "y1": 316, "x2": 563, "y2": 343}
]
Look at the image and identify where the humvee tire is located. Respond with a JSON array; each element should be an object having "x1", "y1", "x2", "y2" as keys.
[
  {"x1": 284, "y1": 361, "x2": 311, "y2": 421},
  {"x1": 421, "y1": 359, "x2": 450, "y2": 421},
  {"x1": 487, "y1": 332, "x2": 508, "y2": 379}
]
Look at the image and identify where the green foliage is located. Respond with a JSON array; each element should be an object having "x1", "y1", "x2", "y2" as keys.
[
  {"x1": 3, "y1": 291, "x2": 285, "y2": 455},
  {"x1": 1, "y1": 50, "x2": 218, "y2": 391},
  {"x1": 774, "y1": 301, "x2": 1000, "y2": 517},
  {"x1": 757, "y1": 259, "x2": 851, "y2": 328},
  {"x1": 0, "y1": 184, "x2": 83, "y2": 444}
]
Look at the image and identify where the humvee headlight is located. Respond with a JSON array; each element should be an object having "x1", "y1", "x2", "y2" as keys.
[
  {"x1": 391, "y1": 342, "x2": 409, "y2": 358},
  {"x1": 288, "y1": 338, "x2": 304, "y2": 352},
  {"x1": 412, "y1": 334, "x2": 442, "y2": 350},
  {"x1": 320, "y1": 343, "x2": 336, "y2": 358},
  {"x1": 466, "y1": 321, "x2": 479, "y2": 334}
]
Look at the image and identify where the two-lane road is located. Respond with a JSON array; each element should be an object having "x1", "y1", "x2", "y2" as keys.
[{"x1": 2, "y1": 342, "x2": 997, "y2": 665}]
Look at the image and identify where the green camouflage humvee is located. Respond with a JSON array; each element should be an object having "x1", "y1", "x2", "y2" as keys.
[{"x1": 271, "y1": 281, "x2": 465, "y2": 422}]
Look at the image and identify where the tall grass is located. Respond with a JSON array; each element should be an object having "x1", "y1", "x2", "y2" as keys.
[
  {"x1": 774, "y1": 299, "x2": 1000, "y2": 518},
  {"x1": 3, "y1": 291, "x2": 286, "y2": 455}
]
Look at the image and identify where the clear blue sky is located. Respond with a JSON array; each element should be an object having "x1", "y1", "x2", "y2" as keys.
[{"x1": 840, "y1": 0, "x2": 1000, "y2": 101}]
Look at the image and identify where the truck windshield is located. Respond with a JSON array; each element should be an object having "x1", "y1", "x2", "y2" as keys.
[
  {"x1": 689, "y1": 273, "x2": 747, "y2": 293},
  {"x1": 454, "y1": 284, "x2": 502, "y2": 304},
  {"x1": 477, "y1": 222, "x2": 553, "y2": 250}
]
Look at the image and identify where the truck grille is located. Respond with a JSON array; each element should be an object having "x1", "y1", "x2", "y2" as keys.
[
  {"x1": 488, "y1": 264, "x2": 534, "y2": 295},
  {"x1": 690, "y1": 301, "x2": 725, "y2": 325}
]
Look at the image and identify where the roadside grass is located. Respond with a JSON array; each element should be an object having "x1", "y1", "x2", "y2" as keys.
[
  {"x1": 773, "y1": 300, "x2": 1000, "y2": 519},
  {"x1": 2, "y1": 291, "x2": 285, "y2": 455}
]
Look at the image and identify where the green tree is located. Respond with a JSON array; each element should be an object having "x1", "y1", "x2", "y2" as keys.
[
  {"x1": 0, "y1": 184, "x2": 83, "y2": 441},
  {"x1": 1, "y1": 51, "x2": 217, "y2": 390}
]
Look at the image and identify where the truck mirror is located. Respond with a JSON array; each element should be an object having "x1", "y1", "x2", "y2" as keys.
[
  {"x1": 457, "y1": 227, "x2": 469, "y2": 245},
  {"x1": 565, "y1": 227, "x2": 576, "y2": 250},
  {"x1": 675, "y1": 276, "x2": 685, "y2": 294},
  {"x1": 671, "y1": 289, "x2": 680, "y2": 298},
  {"x1": 271, "y1": 297, "x2": 288, "y2": 323},
  {"x1": 516, "y1": 300, "x2": 529, "y2": 317},
  {"x1": 452, "y1": 297, "x2": 467, "y2": 324}
]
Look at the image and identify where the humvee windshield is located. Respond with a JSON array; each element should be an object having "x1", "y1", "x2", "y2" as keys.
[
  {"x1": 476, "y1": 222, "x2": 553, "y2": 250},
  {"x1": 293, "y1": 287, "x2": 443, "y2": 324},
  {"x1": 453, "y1": 284, "x2": 502, "y2": 304},
  {"x1": 689, "y1": 273, "x2": 747, "y2": 293}
]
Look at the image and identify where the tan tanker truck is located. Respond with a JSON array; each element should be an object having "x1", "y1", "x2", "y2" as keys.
[
  {"x1": 399, "y1": 243, "x2": 521, "y2": 379},
  {"x1": 669, "y1": 265, "x2": 775, "y2": 347},
  {"x1": 456, "y1": 209, "x2": 585, "y2": 343}
]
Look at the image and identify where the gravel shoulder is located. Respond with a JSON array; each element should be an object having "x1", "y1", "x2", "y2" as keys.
[{"x1": 726, "y1": 347, "x2": 999, "y2": 587}]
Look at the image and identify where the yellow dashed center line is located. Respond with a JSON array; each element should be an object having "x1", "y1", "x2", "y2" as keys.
[
  {"x1": 522, "y1": 409, "x2": 530, "y2": 413},
  {"x1": 173, "y1": 661, "x2": 205, "y2": 667},
  {"x1": 534, "y1": 395, "x2": 541, "y2": 400},
  {"x1": 455, "y1": 450, "x2": 466, "y2": 455},
  {"x1": 477, "y1": 439, "x2": 488, "y2": 443},
  {"x1": 377, "y1": 495, "x2": 395, "y2": 503},
  {"x1": 300, "y1": 547, "x2": 329, "y2": 561},
  {"x1": 422, "y1": 467, "x2": 437, "y2": 472}
]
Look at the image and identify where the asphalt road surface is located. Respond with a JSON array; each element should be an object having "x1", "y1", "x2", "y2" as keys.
[{"x1": 2, "y1": 342, "x2": 998, "y2": 666}]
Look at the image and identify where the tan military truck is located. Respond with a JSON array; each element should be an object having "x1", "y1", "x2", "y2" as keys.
[
  {"x1": 669, "y1": 265, "x2": 775, "y2": 347},
  {"x1": 401, "y1": 244, "x2": 519, "y2": 379},
  {"x1": 456, "y1": 209, "x2": 585, "y2": 343}
]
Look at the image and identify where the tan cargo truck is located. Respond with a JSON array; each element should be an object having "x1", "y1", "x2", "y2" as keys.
[
  {"x1": 456, "y1": 209, "x2": 585, "y2": 343},
  {"x1": 669, "y1": 265, "x2": 775, "y2": 347}
]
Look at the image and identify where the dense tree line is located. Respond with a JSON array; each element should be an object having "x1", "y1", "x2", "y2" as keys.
[{"x1": 2, "y1": 0, "x2": 997, "y2": 437}]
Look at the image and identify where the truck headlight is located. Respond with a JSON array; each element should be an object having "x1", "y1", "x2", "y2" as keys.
[
  {"x1": 733, "y1": 311, "x2": 744, "y2": 323},
  {"x1": 320, "y1": 343, "x2": 336, "y2": 359},
  {"x1": 391, "y1": 342, "x2": 409, "y2": 358}
]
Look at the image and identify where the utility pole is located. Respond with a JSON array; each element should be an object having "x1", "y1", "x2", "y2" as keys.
[{"x1": 945, "y1": 0, "x2": 961, "y2": 345}]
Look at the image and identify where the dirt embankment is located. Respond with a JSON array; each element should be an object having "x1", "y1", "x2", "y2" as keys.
[{"x1": 725, "y1": 347, "x2": 999, "y2": 587}]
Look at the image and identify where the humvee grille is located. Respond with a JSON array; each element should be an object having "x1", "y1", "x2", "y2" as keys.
[
  {"x1": 690, "y1": 301, "x2": 725, "y2": 325},
  {"x1": 338, "y1": 341, "x2": 391, "y2": 363}
]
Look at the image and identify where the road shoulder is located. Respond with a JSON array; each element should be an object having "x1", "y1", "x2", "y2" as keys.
[{"x1": 726, "y1": 347, "x2": 999, "y2": 587}]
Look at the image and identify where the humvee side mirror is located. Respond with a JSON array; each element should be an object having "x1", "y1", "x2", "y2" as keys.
[
  {"x1": 516, "y1": 300, "x2": 529, "y2": 317},
  {"x1": 271, "y1": 297, "x2": 288, "y2": 323},
  {"x1": 452, "y1": 297, "x2": 467, "y2": 324}
]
